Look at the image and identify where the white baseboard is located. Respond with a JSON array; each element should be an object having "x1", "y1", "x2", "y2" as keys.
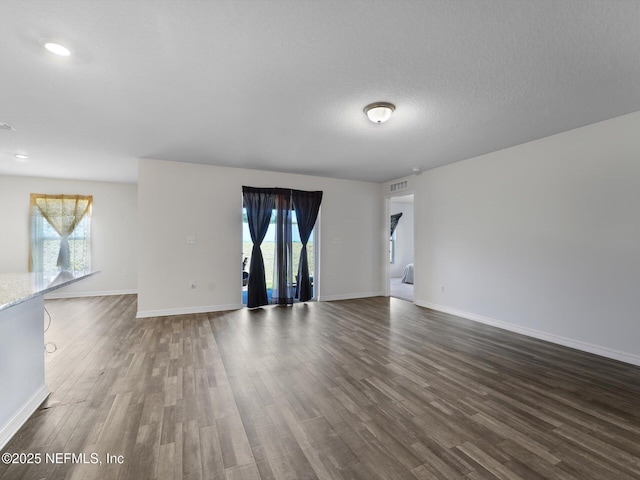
[
  {"x1": 136, "y1": 303, "x2": 243, "y2": 318},
  {"x1": 45, "y1": 289, "x2": 138, "y2": 299},
  {"x1": 138, "y1": 295, "x2": 388, "y2": 316},
  {"x1": 416, "y1": 300, "x2": 640, "y2": 367},
  {"x1": 319, "y1": 291, "x2": 383, "y2": 302},
  {"x1": 0, "y1": 385, "x2": 49, "y2": 451}
]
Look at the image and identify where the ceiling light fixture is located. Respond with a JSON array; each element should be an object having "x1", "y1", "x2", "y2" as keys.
[
  {"x1": 14, "y1": 153, "x2": 30, "y2": 161},
  {"x1": 364, "y1": 102, "x2": 395, "y2": 123},
  {"x1": 44, "y1": 42, "x2": 71, "y2": 57}
]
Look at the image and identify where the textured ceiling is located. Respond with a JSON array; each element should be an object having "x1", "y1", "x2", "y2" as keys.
[{"x1": 1, "y1": 0, "x2": 640, "y2": 184}]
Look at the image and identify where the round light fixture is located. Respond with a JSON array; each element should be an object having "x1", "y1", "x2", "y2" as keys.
[
  {"x1": 14, "y1": 153, "x2": 30, "y2": 161},
  {"x1": 44, "y1": 42, "x2": 71, "y2": 57},
  {"x1": 364, "y1": 102, "x2": 395, "y2": 123}
]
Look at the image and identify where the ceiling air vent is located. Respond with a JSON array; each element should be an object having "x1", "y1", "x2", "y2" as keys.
[{"x1": 389, "y1": 180, "x2": 408, "y2": 192}]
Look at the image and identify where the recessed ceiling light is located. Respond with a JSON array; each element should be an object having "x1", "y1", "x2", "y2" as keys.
[
  {"x1": 44, "y1": 42, "x2": 71, "y2": 57},
  {"x1": 14, "y1": 153, "x2": 30, "y2": 161}
]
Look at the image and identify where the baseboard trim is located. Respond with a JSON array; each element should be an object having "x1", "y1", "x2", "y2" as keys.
[
  {"x1": 416, "y1": 300, "x2": 640, "y2": 367},
  {"x1": 45, "y1": 289, "x2": 138, "y2": 299},
  {"x1": 0, "y1": 385, "x2": 49, "y2": 451},
  {"x1": 136, "y1": 303, "x2": 243, "y2": 318},
  {"x1": 319, "y1": 291, "x2": 383, "y2": 302}
]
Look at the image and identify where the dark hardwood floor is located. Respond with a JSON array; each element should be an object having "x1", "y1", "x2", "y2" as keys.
[{"x1": 1, "y1": 295, "x2": 639, "y2": 479}]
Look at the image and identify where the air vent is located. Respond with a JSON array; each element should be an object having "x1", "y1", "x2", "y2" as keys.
[
  {"x1": 0, "y1": 122, "x2": 15, "y2": 131},
  {"x1": 389, "y1": 180, "x2": 408, "y2": 192}
]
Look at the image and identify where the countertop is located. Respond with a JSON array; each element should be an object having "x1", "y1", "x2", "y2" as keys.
[{"x1": 0, "y1": 271, "x2": 98, "y2": 312}]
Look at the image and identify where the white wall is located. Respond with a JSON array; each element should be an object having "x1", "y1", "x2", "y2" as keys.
[
  {"x1": 0, "y1": 175, "x2": 138, "y2": 296},
  {"x1": 389, "y1": 200, "x2": 414, "y2": 277},
  {"x1": 137, "y1": 159, "x2": 382, "y2": 317},
  {"x1": 392, "y1": 111, "x2": 640, "y2": 365}
]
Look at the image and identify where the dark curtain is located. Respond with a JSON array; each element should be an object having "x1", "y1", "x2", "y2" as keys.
[
  {"x1": 292, "y1": 190, "x2": 323, "y2": 302},
  {"x1": 390, "y1": 212, "x2": 403, "y2": 236},
  {"x1": 242, "y1": 187, "x2": 275, "y2": 308},
  {"x1": 272, "y1": 190, "x2": 293, "y2": 305}
]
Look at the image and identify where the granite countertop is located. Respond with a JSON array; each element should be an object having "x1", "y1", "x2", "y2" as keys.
[{"x1": 0, "y1": 271, "x2": 98, "y2": 311}]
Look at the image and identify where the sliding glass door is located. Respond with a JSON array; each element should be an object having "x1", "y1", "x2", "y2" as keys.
[{"x1": 241, "y1": 208, "x2": 315, "y2": 305}]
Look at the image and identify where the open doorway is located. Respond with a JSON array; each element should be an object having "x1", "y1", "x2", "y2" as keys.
[{"x1": 388, "y1": 194, "x2": 414, "y2": 302}]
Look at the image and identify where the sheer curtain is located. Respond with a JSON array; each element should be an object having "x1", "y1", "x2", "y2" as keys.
[
  {"x1": 29, "y1": 194, "x2": 93, "y2": 273},
  {"x1": 292, "y1": 190, "x2": 322, "y2": 302},
  {"x1": 272, "y1": 190, "x2": 293, "y2": 305},
  {"x1": 242, "y1": 187, "x2": 275, "y2": 308}
]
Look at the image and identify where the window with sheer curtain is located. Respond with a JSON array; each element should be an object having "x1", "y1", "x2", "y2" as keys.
[{"x1": 29, "y1": 194, "x2": 93, "y2": 274}]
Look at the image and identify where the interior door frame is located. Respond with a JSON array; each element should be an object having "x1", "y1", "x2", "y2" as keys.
[{"x1": 383, "y1": 189, "x2": 416, "y2": 299}]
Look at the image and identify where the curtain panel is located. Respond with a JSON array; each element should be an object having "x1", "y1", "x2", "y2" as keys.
[
  {"x1": 390, "y1": 212, "x2": 403, "y2": 237},
  {"x1": 242, "y1": 187, "x2": 276, "y2": 308},
  {"x1": 292, "y1": 189, "x2": 322, "y2": 302}
]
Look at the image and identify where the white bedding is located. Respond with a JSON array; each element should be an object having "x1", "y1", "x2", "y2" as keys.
[{"x1": 401, "y1": 263, "x2": 414, "y2": 284}]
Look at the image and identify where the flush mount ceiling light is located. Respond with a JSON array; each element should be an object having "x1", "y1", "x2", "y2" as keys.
[
  {"x1": 43, "y1": 42, "x2": 71, "y2": 57},
  {"x1": 364, "y1": 102, "x2": 395, "y2": 123},
  {"x1": 14, "y1": 153, "x2": 30, "y2": 161}
]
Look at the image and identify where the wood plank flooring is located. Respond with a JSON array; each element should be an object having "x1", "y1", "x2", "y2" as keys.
[{"x1": 1, "y1": 295, "x2": 639, "y2": 479}]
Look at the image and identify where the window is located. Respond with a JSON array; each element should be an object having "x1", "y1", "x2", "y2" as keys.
[
  {"x1": 390, "y1": 231, "x2": 396, "y2": 264},
  {"x1": 29, "y1": 194, "x2": 93, "y2": 274}
]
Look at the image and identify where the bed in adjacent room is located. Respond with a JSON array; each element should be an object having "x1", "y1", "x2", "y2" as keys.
[{"x1": 402, "y1": 263, "x2": 414, "y2": 284}]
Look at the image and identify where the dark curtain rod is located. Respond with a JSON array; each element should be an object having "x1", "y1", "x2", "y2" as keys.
[{"x1": 242, "y1": 186, "x2": 323, "y2": 195}]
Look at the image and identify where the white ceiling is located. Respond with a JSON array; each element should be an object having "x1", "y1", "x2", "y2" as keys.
[{"x1": 1, "y1": 1, "x2": 640, "y2": 184}]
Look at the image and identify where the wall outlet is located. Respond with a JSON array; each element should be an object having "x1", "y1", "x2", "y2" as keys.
[
  {"x1": 122, "y1": 269, "x2": 129, "y2": 276},
  {"x1": 190, "y1": 280, "x2": 197, "y2": 289},
  {"x1": 186, "y1": 235, "x2": 196, "y2": 245},
  {"x1": 441, "y1": 285, "x2": 445, "y2": 293}
]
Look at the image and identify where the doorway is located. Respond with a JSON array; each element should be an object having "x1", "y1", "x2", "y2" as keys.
[{"x1": 388, "y1": 194, "x2": 414, "y2": 302}]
